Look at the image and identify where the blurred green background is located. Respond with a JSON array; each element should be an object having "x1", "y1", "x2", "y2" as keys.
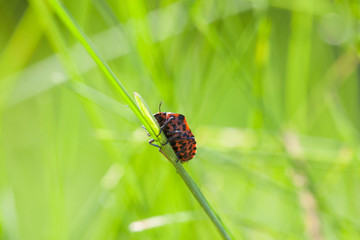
[{"x1": 1, "y1": 0, "x2": 360, "y2": 239}]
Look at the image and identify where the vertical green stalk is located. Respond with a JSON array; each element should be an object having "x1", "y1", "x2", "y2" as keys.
[{"x1": 48, "y1": 0, "x2": 233, "y2": 238}]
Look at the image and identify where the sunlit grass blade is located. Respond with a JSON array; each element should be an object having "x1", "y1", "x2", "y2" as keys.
[{"x1": 48, "y1": 0, "x2": 153, "y2": 135}]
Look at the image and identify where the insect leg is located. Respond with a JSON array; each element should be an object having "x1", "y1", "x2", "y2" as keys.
[
  {"x1": 142, "y1": 125, "x2": 152, "y2": 137},
  {"x1": 167, "y1": 130, "x2": 182, "y2": 135},
  {"x1": 158, "y1": 100, "x2": 163, "y2": 112},
  {"x1": 157, "y1": 115, "x2": 175, "y2": 137},
  {"x1": 159, "y1": 131, "x2": 183, "y2": 146},
  {"x1": 148, "y1": 139, "x2": 161, "y2": 149}
]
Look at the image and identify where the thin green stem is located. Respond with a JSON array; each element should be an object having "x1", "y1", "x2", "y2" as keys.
[
  {"x1": 48, "y1": 0, "x2": 156, "y2": 138},
  {"x1": 175, "y1": 166, "x2": 233, "y2": 240}
]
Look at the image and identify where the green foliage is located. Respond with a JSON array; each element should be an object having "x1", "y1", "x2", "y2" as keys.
[{"x1": 0, "y1": 0, "x2": 360, "y2": 239}]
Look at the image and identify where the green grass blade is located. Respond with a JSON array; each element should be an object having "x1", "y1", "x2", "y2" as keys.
[{"x1": 48, "y1": 0, "x2": 153, "y2": 135}]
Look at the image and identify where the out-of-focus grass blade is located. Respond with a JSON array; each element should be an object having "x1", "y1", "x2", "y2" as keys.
[{"x1": 68, "y1": 81, "x2": 136, "y2": 122}]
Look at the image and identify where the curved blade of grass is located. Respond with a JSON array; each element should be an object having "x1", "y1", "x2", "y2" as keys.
[
  {"x1": 48, "y1": 0, "x2": 233, "y2": 239},
  {"x1": 47, "y1": 0, "x2": 156, "y2": 138},
  {"x1": 135, "y1": 93, "x2": 234, "y2": 239}
]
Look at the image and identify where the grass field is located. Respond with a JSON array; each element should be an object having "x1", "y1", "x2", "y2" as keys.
[{"x1": 1, "y1": 0, "x2": 360, "y2": 239}]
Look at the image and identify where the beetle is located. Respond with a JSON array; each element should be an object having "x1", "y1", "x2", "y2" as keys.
[{"x1": 148, "y1": 102, "x2": 196, "y2": 163}]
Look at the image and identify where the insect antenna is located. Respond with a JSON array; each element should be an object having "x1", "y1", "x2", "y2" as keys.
[{"x1": 159, "y1": 100, "x2": 164, "y2": 112}]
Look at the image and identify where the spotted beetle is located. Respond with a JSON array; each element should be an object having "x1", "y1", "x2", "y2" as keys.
[{"x1": 148, "y1": 102, "x2": 196, "y2": 163}]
